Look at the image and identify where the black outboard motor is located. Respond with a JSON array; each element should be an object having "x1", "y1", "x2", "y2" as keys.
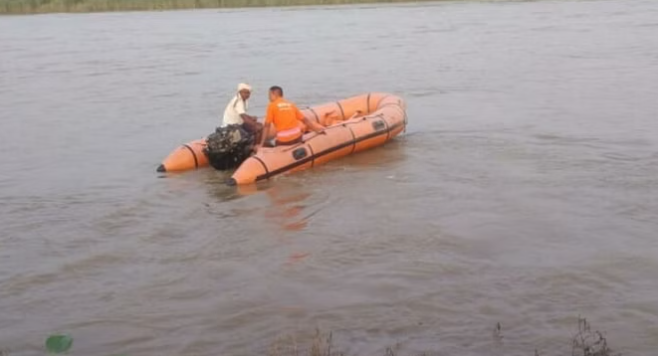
[{"x1": 203, "y1": 125, "x2": 254, "y2": 170}]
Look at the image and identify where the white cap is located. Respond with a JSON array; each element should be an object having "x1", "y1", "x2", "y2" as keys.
[{"x1": 238, "y1": 83, "x2": 252, "y2": 92}]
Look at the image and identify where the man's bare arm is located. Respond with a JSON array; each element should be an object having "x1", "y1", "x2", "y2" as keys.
[
  {"x1": 240, "y1": 113, "x2": 258, "y2": 125},
  {"x1": 259, "y1": 123, "x2": 271, "y2": 146},
  {"x1": 304, "y1": 118, "x2": 325, "y2": 133}
]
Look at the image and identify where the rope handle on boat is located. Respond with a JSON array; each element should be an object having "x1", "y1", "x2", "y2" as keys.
[{"x1": 281, "y1": 112, "x2": 385, "y2": 152}]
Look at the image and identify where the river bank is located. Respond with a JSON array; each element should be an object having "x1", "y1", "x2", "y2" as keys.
[
  {"x1": 4, "y1": 318, "x2": 619, "y2": 356},
  {"x1": 1, "y1": 0, "x2": 439, "y2": 15}
]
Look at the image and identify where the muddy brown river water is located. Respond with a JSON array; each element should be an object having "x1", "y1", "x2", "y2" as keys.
[{"x1": 1, "y1": 0, "x2": 658, "y2": 355}]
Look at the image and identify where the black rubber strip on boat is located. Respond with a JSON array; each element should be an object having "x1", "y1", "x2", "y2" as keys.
[
  {"x1": 255, "y1": 121, "x2": 404, "y2": 182},
  {"x1": 183, "y1": 144, "x2": 199, "y2": 169},
  {"x1": 335, "y1": 101, "x2": 346, "y2": 121},
  {"x1": 379, "y1": 116, "x2": 391, "y2": 141},
  {"x1": 309, "y1": 107, "x2": 320, "y2": 123},
  {"x1": 307, "y1": 142, "x2": 315, "y2": 168},
  {"x1": 252, "y1": 155, "x2": 270, "y2": 177},
  {"x1": 346, "y1": 124, "x2": 357, "y2": 154}
]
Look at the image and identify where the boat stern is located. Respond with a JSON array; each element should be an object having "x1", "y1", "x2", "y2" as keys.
[
  {"x1": 158, "y1": 139, "x2": 209, "y2": 173},
  {"x1": 229, "y1": 156, "x2": 268, "y2": 185}
]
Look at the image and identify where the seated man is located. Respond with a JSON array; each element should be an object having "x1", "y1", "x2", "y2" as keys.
[
  {"x1": 257, "y1": 86, "x2": 324, "y2": 150},
  {"x1": 222, "y1": 83, "x2": 261, "y2": 142}
]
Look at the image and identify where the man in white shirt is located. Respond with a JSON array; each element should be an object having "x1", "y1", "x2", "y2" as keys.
[{"x1": 222, "y1": 83, "x2": 260, "y2": 134}]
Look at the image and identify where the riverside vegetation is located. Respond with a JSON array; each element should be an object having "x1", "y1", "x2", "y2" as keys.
[
  {"x1": 0, "y1": 0, "x2": 437, "y2": 14},
  {"x1": 0, "y1": 318, "x2": 620, "y2": 356}
]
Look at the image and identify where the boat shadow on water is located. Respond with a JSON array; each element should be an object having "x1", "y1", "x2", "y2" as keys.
[
  {"x1": 199, "y1": 138, "x2": 414, "y2": 236},
  {"x1": 205, "y1": 131, "x2": 411, "y2": 196}
]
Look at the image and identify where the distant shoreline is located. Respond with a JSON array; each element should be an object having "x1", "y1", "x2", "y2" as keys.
[{"x1": 1, "y1": 0, "x2": 445, "y2": 15}]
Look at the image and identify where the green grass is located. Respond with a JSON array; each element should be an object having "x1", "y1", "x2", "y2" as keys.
[{"x1": 0, "y1": 0, "x2": 437, "y2": 14}]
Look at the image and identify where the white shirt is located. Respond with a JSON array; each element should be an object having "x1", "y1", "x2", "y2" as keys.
[{"x1": 222, "y1": 94, "x2": 248, "y2": 127}]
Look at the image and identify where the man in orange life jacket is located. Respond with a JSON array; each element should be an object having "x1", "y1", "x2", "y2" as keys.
[{"x1": 255, "y1": 86, "x2": 325, "y2": 151}]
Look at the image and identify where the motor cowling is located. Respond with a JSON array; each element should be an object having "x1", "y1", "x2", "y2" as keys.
[{"x1": 204, "y1": 125, "x2": 254, "y2": 170}]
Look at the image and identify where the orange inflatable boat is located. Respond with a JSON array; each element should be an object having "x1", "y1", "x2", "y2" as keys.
[
  {"x1": 157, "y1": 93, "x2": 407, "y2": 184},
  {"x1": 156, "y1": 138, "x2": 209, "y2": 173},
  {"x1": 229, "y1": 93, "x2": 406, "y2": 185}
]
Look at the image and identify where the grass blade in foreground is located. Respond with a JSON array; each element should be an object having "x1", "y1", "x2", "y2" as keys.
[{"x1": 45, "y1": 334, "x2": 73, "y2": 354}]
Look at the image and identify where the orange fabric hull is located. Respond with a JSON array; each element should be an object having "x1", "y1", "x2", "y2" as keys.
[
  {"x1": 157, "y1": 138, "x2": 209, "y2": 173},
  {"x1": 229, "y1": 93, "x2": 407, "y2": 185}
]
